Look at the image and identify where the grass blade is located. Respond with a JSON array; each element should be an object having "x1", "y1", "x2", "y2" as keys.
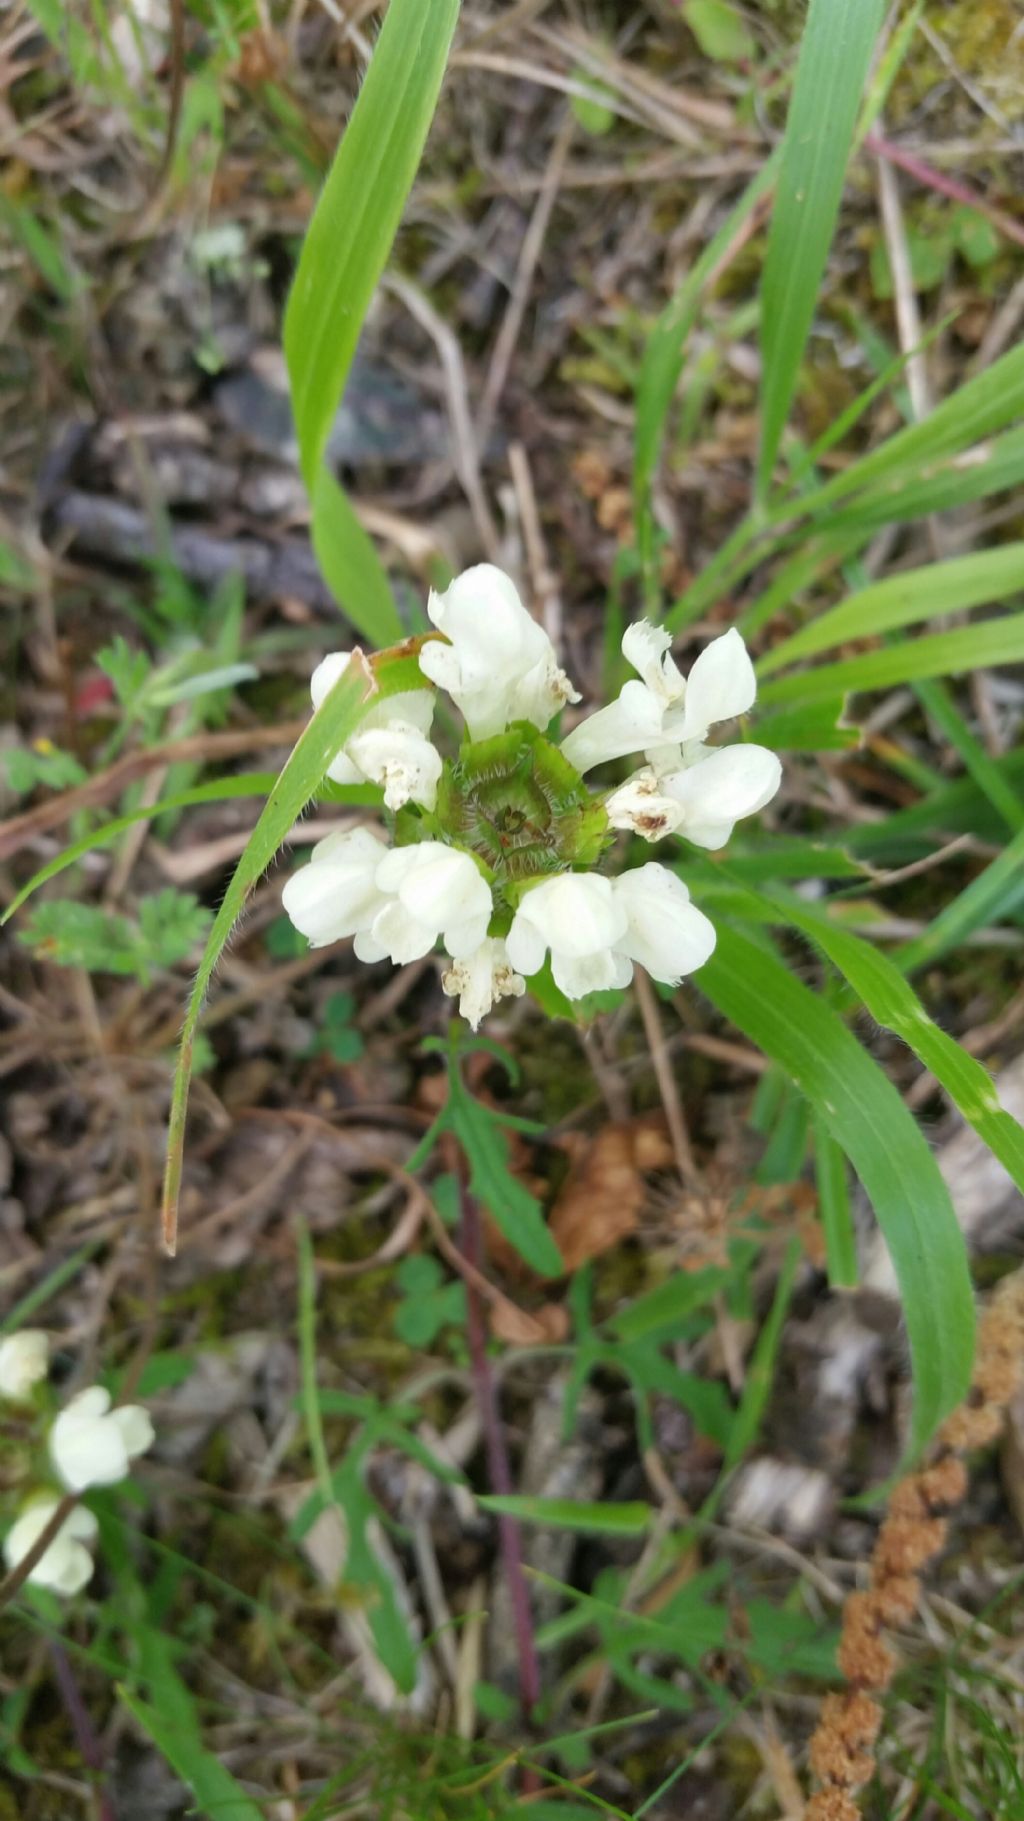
[
  {"x1": 813, "y1": 1119, "x2": 858, "y2": 1289},
  {"x1": 758, "y1": 613, "x2": 1024, "y2": 707},
  {"x1": 757, "y1": 544, "x2": 1024, "y2": 676},
  {"x1": 757, "y1": 0, "x2": 885, "y2": 494},
  {"x1": 119, "y1": 1688, "x2": 266, "y2": 1821},
  {"x1": 771, "y1": 894, "x2": 1024, "y2": 1195},
  {"x1": 284, "y1": 0, "x2": 460, "y2": 639},
  {"x1": 697, "y1": 926, "x2": 974, "y2": 1454},
  {"x1": 160, "y1": 652, "x2": 419, "y2": 1251}
]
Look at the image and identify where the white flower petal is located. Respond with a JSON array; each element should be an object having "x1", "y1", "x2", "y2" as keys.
[
  {"x1": 508, "y1": 650, "x2": 581, "y2": 731},
  {"x1": 282, "y1": 827, "x2": 388, "y2": 948},
  {"x1": 613, "y1": 864, "x2": 717, "y2": 985},
  {"x1": 443, "y1": 910, "x2": 494, "y2": 960},
  {"x1": 0, "y1": 1330, "x2": 50, "y2": 1401},
  {"x1": 310, "y1": 651, "x2": 353, "y2": 711},
  {"x1": 621, "y1": 621, "x2": 686, "y2": 706},
  {"x1": 367, "y1": 901, "x2": 438, "y2": 967},
  {"x1": 552, "y1": 949, "x2": 633, "y2": 1000},
  {"x1": 112, "y1": 1405, "x2": 156, "y2": 1461},
  {"x1": 3, "y1": 1497, "x2": 97, "y2": 1597},
  {"x1": 605, "y1": 768, "x2": 686, "y2": 842},
  {"x1": 663, "y1": 743, "x2": 781, "y2": 842},
  {"x1": 560, "y1": 680, "x2": 667, "y2": 773},
  {"x1": 441, "y1": 939, "x2": 525, "y2": 1030},
  {"x1": 379, "y1": 843, "x2": 492, "y2": 943},
  {"x1": 346, "y1": 723, "x2": 442, "y2": 811},
  {"x1": 513, "y1": 873, "x2": 627, "y2": 960},
  {"x1": 676, "y1": 628, "x2": 756, "y2": 744},
  {"x1": 313, "y1": 653, "x2": 435, "y2": 786},
  {"x1": 51, "y1": 1389, "x2": 131, "y2": 1492},
  {"x1": 673, "y1": 817, "x2": 736, "y2": 851},
  {"x1": 504, "y1": 915, "x2": 547, "y2": 979},
  {"x1": 421, "y1": 565, "x2": 576, "y2": 736}
]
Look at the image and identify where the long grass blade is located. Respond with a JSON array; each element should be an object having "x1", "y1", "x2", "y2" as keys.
[
  {"x1": 757, "y1": 0, "x2": 885, "y2": 494},
  {"x1": 697, "y1": 925, "x2": 974, "y2": 1454},
  {"x1": 284, "y1": 0, "x2": 460, "y2": 639},
  {"x1": 759, "y1": 613, "x2": 1024, "y2": 707},
  {"x1": 160, "y1": 658, "x2": 381, "y2": 1251},
  {"x1": 757, "y1": 544, "x2": 1024, "y2": 677}
]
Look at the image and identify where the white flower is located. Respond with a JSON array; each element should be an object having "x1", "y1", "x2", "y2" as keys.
[
  {"x1": 281, "y1": 825, "x2": 389, "y2": 949},
  {"x1": 612, "y1": 864, "x2": 717, "y2": 984},
  {"x1": 361, "y1": 843, "x2": 493, "y2": 966},
  {"x1": 441, "y1": 939, "x2": 525, "y2": 1030},
  {"x1": 3, "y1": 1496, "x2": 99, "y2": 1597},
  {"x1": 50, "y1": 1386, "x2": 155, "y2": 1493},
  {"x1": 561, "y1": 624, "x2": 756, "y2": 773},
  {"x1": 0, "y1": 1330, "x2": 49, "y2": 1401},
  {"x1": 312, "y1": 652, "x2": 440, "y2": 809},
  {"x1": 607, "y1": 742, "x2": 782, "y2": 849},
  {"x1": 419, "y1": 565, "x2": 580, "y2": 738},
  {"x1": 506, "y1": 873, "x2": 633, "y2": 1001},
  {"x1": 506, "y1": 864, "x2": 716, "y2": 1001}
]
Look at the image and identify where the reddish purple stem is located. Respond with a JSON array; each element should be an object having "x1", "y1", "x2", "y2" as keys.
[
  {"x1": 458, "y1": 1186, "x2": 542, "y2": 1724},
  {"x1": 49, "y1": 1641, "x2": 118, "y2": 1821},
  {"x1": 866, "y1": 131, "x2": 1024, "y2": 252}
]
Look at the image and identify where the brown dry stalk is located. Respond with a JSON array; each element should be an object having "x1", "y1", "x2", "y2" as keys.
[{"x1": 804, "y1": 1270, "x2": 1024, "y2": 1821}]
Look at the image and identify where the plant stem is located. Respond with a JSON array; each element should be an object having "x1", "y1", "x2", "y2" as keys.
[
  {"x1": 457, "y1": 1180, "x2": 541, "y2": 1726},
  {"x1": 49, "y1": 1640, "x2": 117, "y2": 1821}
]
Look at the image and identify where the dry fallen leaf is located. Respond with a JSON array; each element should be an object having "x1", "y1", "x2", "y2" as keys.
[{"x1": 548, "y1": 1116, "x2": 674, "y2": 1272}]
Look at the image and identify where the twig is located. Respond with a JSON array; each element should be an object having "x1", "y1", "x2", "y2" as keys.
[
  {"x1": 866, "y1": 130, "x2": 1024, "y2": 253},
  {"x1": 0, "y1": 719, "x2": 305, "y2": 863},
  {"x1": 0, "y1": 1493, "x2": 79, "y2": 1611},
  {"x1": 477, "y1": 111, "x2": 575, "y2": 451},
  {"x1": 633, "y1": 968, "x2": 699, "y2": 1188},
  {"x1": 49, "y1": 1641, "x2": 118, "y2": 1821},
  {"x1": 457, "y1": 1178, "x2": 542, "y2": 1733}
]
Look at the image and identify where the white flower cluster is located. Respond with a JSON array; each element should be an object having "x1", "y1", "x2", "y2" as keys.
[
  {"x1": 283, "y1": 566, "x2": 781, "y2": 1026},
  {"x1": 0, "y1": 1330, "x2": 154, "y2": 1596}
]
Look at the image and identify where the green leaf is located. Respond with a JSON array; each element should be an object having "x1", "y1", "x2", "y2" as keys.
[
  {"x1": 757, "y1": 0, "x2": 886, "y2": 493},
  {"x1": 697, "y1": 926, "x2": 974, "y2": 1454},
  {"x1": 896, "y1": 822, "x2": 1024, "y2": 975},
  {"x1": 759, "y1": 613, "x2": 1024, "y2": 707},
  {"x1": 813, "y1": 1117, "x2": 858, "y2": 1288},
  {"x1": 477, "y1": 1496, "x2": 652, "y2": 1536},
  {"x1": 19, "y1": 891, "x2": 210, "y2": 981},
  {"x1": 284, "y1": 0, "x2": 460, "y2": 638},
  {"x1": 773, "y1": 896, "x2": 1024, "y2": 1200},
  {"x1": 569, "y1": 67, "x2": 617, "y2": 136},
  {"x1": 609, "y1": 1266, "x2": 730, "y2": 1343},
  {"x1": 682, "y1": 0, "x2": 756, "y2": 63},
  {"x1": 119, "y1": 1688, "x2": 266, "y2": 1821},
  {"x1": 758, "y1": 544, "x2": 1024, "y2": 676},
  {"x1": 161, "y1": 654, "x2": 394, "y2": 1247},
  {"x1": 446, "y1": 1082, "x2": 563, "y2": 1278}
]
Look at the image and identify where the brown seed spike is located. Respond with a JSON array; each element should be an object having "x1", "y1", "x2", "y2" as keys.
[{"x1": 805, "y1": 1791, "x2": 862, "y2": 1821}]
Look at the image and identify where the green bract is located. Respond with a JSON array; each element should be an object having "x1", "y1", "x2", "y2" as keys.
[{"x1": 427, "y1": 722, "x2": 611, "y2": 913}]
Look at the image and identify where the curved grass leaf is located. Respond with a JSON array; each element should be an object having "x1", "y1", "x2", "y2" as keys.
[
  {"x1": 0, "y1": 774, "x2": 382, "y2": 922},
  {"x1": 697, "y1": 926, "x2": 974, "y2": 1454},
  {"x1": 769, "y1": 893, "x2": 1024, "y2": 1195},
  {"x1": 757, "y1": 0, "x2": 885, "y2": 493},
  {"x1": 759, "y1": 613, "x2": 1024, "y2": 708},
  {"x1": 119, "y1": 1688, "x2": 265, "y2": 1821},
  {"x1": 758, "y1": 543, "x2": 1024, "y2": 677},
  {"x1": 160, "y1": 658, "x2": 388, "y2": 1251},
  {"x1": 478, "y1": 1496, "x2": 652, "y2": 1536},
  {"x1": 284, "y1": 0, "x2": 460, "y2": 639}
]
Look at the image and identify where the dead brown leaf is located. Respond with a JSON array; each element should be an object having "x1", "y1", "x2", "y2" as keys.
[{"x1": 548, "y1": 1116, "x2": 674, "y2": 1272}]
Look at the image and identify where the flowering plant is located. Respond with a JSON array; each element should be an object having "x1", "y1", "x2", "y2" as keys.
[
  {"x1": 0, "y1": 1330, "x2": 154, "y2": 1597},
  {"x1": 281, "y1": 565, "x2": 781, "y2": 1026}
]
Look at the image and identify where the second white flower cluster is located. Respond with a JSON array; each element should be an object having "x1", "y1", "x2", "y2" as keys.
[
  {"x1": 0, "y1": 1329, "x2": 153, "y2": 1596},
  {"x1": 283, "y1": 567, "x2": 782, "y2": 1026}
]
